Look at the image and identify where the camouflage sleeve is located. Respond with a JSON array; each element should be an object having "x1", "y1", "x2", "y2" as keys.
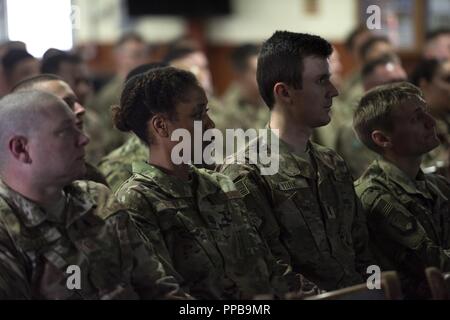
[
  {"x1": 104, "y1": 211, "x2": 189, "y2": 299},
  {"x1": 360, "y1": 187, "x2": 450, "y2": 273},
  {"x1": 0, "y1": 225, "x2": 31, "y2": 299},
  {"x1": 351, "y1": 195, "x2": 377, "y2": 278},
  {"x1": 98, "y1": 160, "x2": 133, "y2": 193},
  {"x1": 115, "y1": 188, "x2": 189, "y2": 294}
]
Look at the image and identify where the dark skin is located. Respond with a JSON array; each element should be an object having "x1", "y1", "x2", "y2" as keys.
[{"x1": 147, "y1": 86, "x2": 214, "y2": 181}]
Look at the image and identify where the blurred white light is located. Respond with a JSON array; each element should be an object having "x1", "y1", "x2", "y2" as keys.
[{"x1": 7, "y1": 0, "x2": 73, "y2": 57}]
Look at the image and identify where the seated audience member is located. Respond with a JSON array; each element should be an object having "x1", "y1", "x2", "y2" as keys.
[
  {"x1": 1, "y1": 48, "x2": 39, "y2": 92},
  {"x1": 12, "y1": 74, "x2": 107, "y2": 186},
  {"x1": 113, "y1": 66, "x2": 303, "y2": 299},
  {"x1": 353, "y1": 82, "x2": 450, "y2": 299},
  {"x1": 0, "y1": 90, "x2": 185, "y2": 299},
  {"x1": 411, "y1": 59, "x2": 450, "y2": 178}
]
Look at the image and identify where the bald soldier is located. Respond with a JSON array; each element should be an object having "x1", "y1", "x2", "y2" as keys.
[
  {"x1": 354, "y1": 82, "x2": 450, "y2": 299},
  {"x1": 0, "y1": 90, "x2": 184, "y2": 299},
  {"x1": 12, "y1": 74, "x2": 108, "y2": 186}
]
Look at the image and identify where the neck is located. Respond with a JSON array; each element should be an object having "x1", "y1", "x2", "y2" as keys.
[
  {"x1": 1, "y1": 170, "x2": 64, "y2": 206},
  {"x1": 383, "y1": 153, "x2": 422, "y2": 180},
  {"x1": 269, "y1": 109, "x2": 311, "y2": 153},
  {"x1": 149, "y1": 146, "x2": 190, "y2": 181}
]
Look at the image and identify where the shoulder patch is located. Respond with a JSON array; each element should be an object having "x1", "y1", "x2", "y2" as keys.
[{"x1": 235, "y1": 180, "x2": 250, "y2": 197}]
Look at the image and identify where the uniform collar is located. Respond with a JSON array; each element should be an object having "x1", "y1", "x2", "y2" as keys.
[
  {"x1": 132, "y1": 161, "x2": 193, "y2": 198},
  {"x1": 377, "y1": 158, "x2": 433, "y2": 200},
  {"x1": 0, "y1": 179, "x2": 95, "y2": 228}
]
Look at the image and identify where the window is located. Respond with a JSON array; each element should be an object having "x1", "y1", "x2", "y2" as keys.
[{"x1": 6, "y1": 0, "x2": 73, "y2": 57}]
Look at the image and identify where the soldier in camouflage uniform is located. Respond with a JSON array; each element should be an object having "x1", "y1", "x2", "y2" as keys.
[
  {"x1": 411, "y1": 59, "x2": 450, "y2": 178},
  {"x1": 335, "y1": 53, "x2": 407, "y2": 178},
  {"x1": 112, "y1": 66, "x2": 309, "y2": 299},
  {"x1": 214, "y1": 44, "x2": 269, "y2": 133},
  {"x1": 219, "y1": 32, "x2": 374, "y2": 292},
  {"x1": 353, "y1": 82, "x2": 450, "y2": 299},
  {"x1": 0, "y1": 91, "x2": 184, "y2": 299},
  {"x1": 99, "y1": 135, "x2": 148, "y2": 192},
  {"x1": 12, "y1": 74, "x2": 108, "y2": 186}
]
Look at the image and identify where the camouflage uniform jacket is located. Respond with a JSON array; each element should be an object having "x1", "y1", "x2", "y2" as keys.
[
  {"x1": 219, "y1": 132, "x2": 374, "y2": 291},
  {"x1": 355, "y1": 159, "x2": 450, "y2": 297},
  {"x1": 0, "y1": 179, "x2": 182, "y2": 300},
  {"x1": 115, "y1": 162, "x2": 293, "y2": 300},
  {"x1": 422, "y1": 116, "x2": 450, "y2": 178},
  {"x1": 98, "y1": 135, "x2": 148, "y2": 192}
]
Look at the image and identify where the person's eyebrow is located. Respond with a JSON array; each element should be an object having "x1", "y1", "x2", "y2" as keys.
[{"x1": 318, "y1": 72, "x2": 331, "y2": 79}]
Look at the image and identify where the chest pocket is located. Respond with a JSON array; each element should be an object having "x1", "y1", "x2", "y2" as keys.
[
  {"x1": 273, "y1": 178, "x2": 327, "y2": 258},
  {"x1": 155, "y1": 200, "x2": 225, "y2": 272}
]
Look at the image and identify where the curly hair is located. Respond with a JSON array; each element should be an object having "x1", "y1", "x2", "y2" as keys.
[{"x1": 112, "y1": 66, "x2": 200, "y2": 145}]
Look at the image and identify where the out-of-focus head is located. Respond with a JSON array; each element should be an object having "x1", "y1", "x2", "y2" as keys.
[
  {"x1": 423, "y1": 28, "x2": 450, "y2": 61},
  {"x1": 114, "y1": 32, "x2": 149, "y2": 78},
  {"x1": 41, "y1": 49, "x2": 92, "y2": 104},
  {"x1": 411, "y1": 58, "x2": 450, "y2": 114},
  {"x1": 1, "y1": 48, "x2": 39, "y2": 90},
  {"x1": 344, "y1": 25, "x2": 372, "y2": 65},
  {"x1": 359, "y1": 36, "x2": 394, "y2": 64},
  {"x1": 361, "y1": 53, "x2": 407, "y2": 91},
  {"x1": 163, "y1": 41, "x2": 213, "y2": 97},
  {"x1": 329, "y1": 46, "x2": 343, "y2": 89},
  {"x1": 230, "y1": 43, "x2": 261, "y2": 104}
]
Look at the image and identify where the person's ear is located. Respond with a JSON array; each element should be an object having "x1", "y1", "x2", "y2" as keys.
[
  {"x1": 371, "y1": 130, "x2": 392, "y2": 149},
  {"x1": 150, "y1": 114, "x2": 170, "y2": 139},
  {"x1": 273, "y1": 82, "x2": 292, "y2": 105},
  {"x1": 9, "y1": 136, "x2": 31, "y2": 164}
]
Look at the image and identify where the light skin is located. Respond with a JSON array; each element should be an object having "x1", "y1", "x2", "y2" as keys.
[
  {"x1": 236, "y1": 55, "x2": 263, "y2": 107},
  {"x1": 148, "y1": 86, "x2": 214, "y2": 181},
  {"x1": 371, "y1": 97, "x2": 439, "y2": 179},
  {"x1": 115, "y1": 40, "x2": 149, "y2": 79},
  {"x1": 419, "y1": 60, "x2": 450, "y2": 118},
  {"x1": 170, "y1": 52, "x2": 213, "y2": 97},
  {"x1": 363, "y1": 61, "x2": 407, "y2": 91},
  {"x1": 33, "y1": 80, "x2": 86, "y2": 129},
  {"x1": 270, "y1": 55, "x2": 339, "y2": 153},
  {"x1": 3, "y1": 101, "x2": 89, "y2": 206}
]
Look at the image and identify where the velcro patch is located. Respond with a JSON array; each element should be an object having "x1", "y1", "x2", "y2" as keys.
[
  {"x1": 278, "y1": 178, "x2": 308, "y2": 191},
  {"x1": 235, "y1": 180, "x2": 250, "y2": 197},
  {"x1": 225, "y1": 190, "x2": 242, "y2": 200}
]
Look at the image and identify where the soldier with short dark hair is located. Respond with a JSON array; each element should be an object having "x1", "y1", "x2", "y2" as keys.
[
  {"x1": 0, "y1": 90, "x2": 184, "y2": 299},
  {"x1": 113, "y1": 66, "x2": 303, "y2": 299},
  {"x1": 353, "y1": 81, "x2": 450, "y2": 299},
  {"x1": 219, "y1": 31, "x2": 374, "y2": 291}
]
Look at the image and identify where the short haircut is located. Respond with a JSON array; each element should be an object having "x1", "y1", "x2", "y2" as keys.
[
  {"x1": 0, "y1": 90, "x2": 66, "y2": 166},
  {"x1": 41, "y1": 49, "x2": 82, "y2": 74},
  {"x1": 353, "y1": 81, "x2": 424, "y2": 153},
  {"x1": 426, "y1": 28, "x2": 450, "y2": 41},
  {"x1": 361, "y1": 53, "x2": 400, "y2": 78},
  {"x1": 257, "y1": 31, "x2": 333, "y2": 109},
  {"x1": 115, "y1": 32, "x2": 145, "y2": 48},
  {"x1": 410, "y1": 59, "x2": 441, "y2": 86},
  {"x1": 112, "y1": 66, "x2": 201, "y2": 145},
  {"x1": 345, "y1": 25, "x2": 369, "y2": 51},
  {"x1": 359, "y1": 36, "x2": 390, "y2": 61},
  {"x1": 11, "y1": 74, "x2": 62, "y2": 92},
  {"x1": 1, "y1": 48, "x2": 34, "y2": 78},
  {"x1": 230, "y1": 44, "x2": 260, "y2": 73}
]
